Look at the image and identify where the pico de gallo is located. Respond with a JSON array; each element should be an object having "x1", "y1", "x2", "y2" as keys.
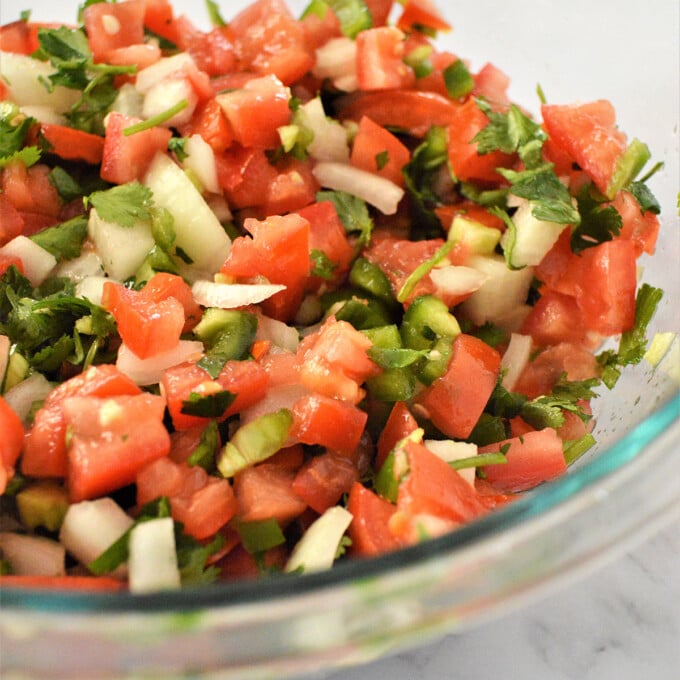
[{"x1": 0, "y1": 0, "x2": 665, "y2": 592}]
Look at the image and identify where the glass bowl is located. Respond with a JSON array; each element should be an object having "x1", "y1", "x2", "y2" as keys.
[{"x1": 1, "y1": 1, "x2": 678, "y2": 678}]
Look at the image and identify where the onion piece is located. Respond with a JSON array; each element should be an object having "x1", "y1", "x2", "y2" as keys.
[
  {"x1": 116, "y1": 340, "x2": 204, "y2": 386},
  {"x1": 255, "y1": 313, "x2": 299, "y2": 352},
  {"x1": 0, "y1": 236, "x2": 56, "y2": 287},
  {"x1": 192, "y1": 280, "x2": 286, "y2": 309},
  {"x1": 0, "y1": 532, "x2": 66, "y2": 576},
  {"x1": 183, "y1": 134, "x2": 220, "y2": 193},
  {"x1": 429, "y1": 265, "x2": 489, "y2": 297},
  {"x1": 312, "y1": 162, "x2": 404, "y2": 215},
  {"x1": 500, "y1": 333, "x2": 533, "y2": 392},
  {"x1": 3, "y1": 373, "x2": 53, "y2": 423}
]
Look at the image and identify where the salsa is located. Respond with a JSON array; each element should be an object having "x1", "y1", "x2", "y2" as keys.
[{"x1": 0, "y1": 0, "x2": 664, "y2": 591}]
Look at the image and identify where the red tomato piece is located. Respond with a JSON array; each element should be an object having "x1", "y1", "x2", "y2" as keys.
[
  {"x1": 83, "y1": 0, "x2": 145, "y2": 63},
  {"x1": 376, "y1": 401, "x2": 419, "y2": 471},
  {"x1": 356, "y1": 27, "x2": 415, "y2": 91},
  {"x1": 174, "y1": 18, "x2": 237, "y2": 77},
  {"x1": 350, "y1": 116, "x2": 411, "y2": 186},
  {"x1": 263, "y1": 158, "x2": 319, "y2": 216},
  {"x1": 65, "y1": 393, "x2": 170, "y2": 502},
  {"x1": 2, "y1": 162, "x2": 61, "y2": 218},
  {"x1": 397, "y1": 440, "x2": 488, "y2": 523},
  {"x1": 447, "y1": 98, "x2": 515, "y2": 183},
  {"x1": 0, "y1": 575, "x2": 127, "y2": 591},
  {"x1": 396, "y1": 0, "x2": 452, "y2": 32},
  {"x1": 107, "y1": 43, "x2": 161, "y2": 69},
  {"x1": 0, "y1": 20, "x2": 46, "y2": 55},
  {"x1": 100, "y1": 112, "x2": 172, "y2": 185},
  {"x1": 22, "y1": 365, "x2": 141, "y2": 479},
  {"x1": 347, "y1": 482, "x2": 402, "y2": 558},
  {"x1": 0, "y1": 194, "x2": 24, "y2": 246},
  {"x1": 300, "y1": 3, "x2": 342, "y2": 50},
  {"x1": 479, "y1": 428, "x2": 567, "y2": 492},
  {"x1": 215, "y1": 146, "x2": 279, "y2": 209},
  {"x1": 221, "y1": 213, "x2": 311, "y2": 321},
  {"x1": 542, "y1": 100, "x2": 627, "y2": 197},
  {"x1": 179, "y1": 98, "x2": 234, "y2": 153},
  {"x1": 292, "y1": 452, "x2": 359, "y2": 514},
  {"x1": 36, "y1": 124, "x2": 104, "y2": 165},
  {"x1": 216, "y1": 74, "x2": 291, "y2": 149},
  {"x1": 291, "y1": 394, "x2": 368, "y2": 455},
  {"x1": 143, "y1": 0, "x2": 181, "y2": 45},
  {"x1": 142, "y1": 272, "x2": 202, "y2": 332},
  {"x1": 472, "y1": 62, "x2": 511, "y2": 108},
  {"x1": 102, "y1": 281, "x2": 184, "y2": 359},
  {"x1": 228, "y1": 0, "x2": 315, "y2": 85},
  {"x1": 612, "y1": 190, "x2": 660, "y2": 256},
  {"x1": 0, "y1": 396, "x2": 24, "y2": 494},
  {"x1": 416, "y1": 333, "x2": 501, "y2": 440},
  {"x1": 234, "y1": 461, "x2": 307, "y2": 525},
  {"x1": 0, "y1": 253, "x2": 24, "y2": 275}
]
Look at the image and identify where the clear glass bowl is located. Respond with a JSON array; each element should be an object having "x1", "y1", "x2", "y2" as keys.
[{"x1": 2, "y1": 1, "x2": 678, "y2": 678}]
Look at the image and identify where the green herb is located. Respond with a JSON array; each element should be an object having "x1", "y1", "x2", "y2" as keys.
[
  {"x1": 205, "y1": 0, "x2": 227, "y2": 26},
  {"x1": 85, "y1": 181, "x2": 154, "y2": 227},
  {"x1": 310, "y1": 248, "x2": 338, "y2": 280},
  {"x1": 570, "y1": 185, "x2": 622, "y2": 252},
  {"x1": 375, "y1": 149, "x2": 390, "y2": 171},
  {"x1": 563, "y1": 433, "x2": 596, "y2": 465},
  {"x1": 397, "y1": 240, "x2": 454, "y2": 302},
  {"x1": 0, "y1": 102, "x2": 37, "y2": 159},
  {"x1": 123, "y1": 100, "x2": 188, "y2": 136},
  {"x1": 316, "y1": 190, "x2": 374, "y2": 248},
  {"x1": 237, "y1": 518, "x2": 286, "y2": 555},
  {"x1": 176, "y1": 530, "x2": 225, "y2": 585},
  {"x1": 0, "y1": 146, "x2": 41, "y2": 169},
  {"x1": 629, "y1": 179, "x2": 662, "y2": 215},
  {"x1": 48, "y1": 166, "x2": 84, "y2": 202},
  {"x1": 29, "y1": 216, "x2": 89, "y2": 261},
  {"x1": 180, "y1": 390, "x2": 236, "y2": 418},
  {"x1": 168, "y1": 137, "x2": 189, "y2": 162},
  {"x1": 449, "y1": 452, "x2": 507, "y2": 470},
  {"x1": 186, "y1": 420, "x2": 220, "y2": 472}
]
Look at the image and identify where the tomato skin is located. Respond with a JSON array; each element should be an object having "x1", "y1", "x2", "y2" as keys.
[
  {"x1": 416, "y1": 333, "x2": 501, "y2": 440},
  {"x1": 376, "y1": 401, "x2": 418, "y2": 471},
  {"x1": 397, "y1": 0, "x2": 452, "y2": 32},
  {"x1": 22, "y1": 365, "x2": 142, "y2": 479},
  {"x1": 447, "y1": 98, "x2": 515, "y2": 183},
  {"x1": 262, "y1": 157, "x2": 319, "y2": 217},
  {"x1": 65, "y1": 393, "x2": 170, "y2": 502},
  {"x1": 0, "y1": 20, "x2": 42, "y2": 54},
  {"x1": 0, "y1": 194, "x2": 24, "y2": 246},
  {"x1": 102, "y1": 281, "x2": 185, "y2": 359},
  {"x1": 0, "y1": 396, "x2": 24, "y2": 494},
  {"x1": 0, "y1": 575, "x2": 126, "y2": 591},
  {"x1": 101, "y1": 112, "x2": 172, "y2": 185},
  {"x1": 35, "y1": 124, "x2": 104, "y2": 165},
  {"x1": 179, "y1": 98, "x2": 234, "y2": 153},
  {"x1": 2, "y1": 162, "x2": 61, "y2": 219},
  {"x1": 142, "y1": 272, "x2": 203, "y2": 333},
  {"x1": 291, "y1": 394, "x2": 368, "y2": 455},
  {"x1": 479, "y1": 428, "x2": 567, "y2": 492},
  {"x1": 292, "y1": 452, "x2": 359, "y2": 514},
  {"x1": 216, "y1": 146, "x2": 279, "y2": 210},
  {"x1": 143, "y1": 0, "x2": 181, "y2": 45},
  {"x1": 83, "y1": 0, "x2": 145, "y2": 63},
  {"x1": 347, "y1": 482, "x2": 402, "y2": 557},
  {"x1": 350, "y1": 116, "x2": 411, "y2": 187},
  {"x1": 472, "y1": 62, "x2": 510, "y2": 108},
  {"x1": 612, "y1": 190, "x2": 660, "y2": 256},
  {"x1": 356, "y1": 27, "x2": 415, "y2": 91},
  {"x1": 397, "y1": 440, "x2": 488, "y2": 523}
]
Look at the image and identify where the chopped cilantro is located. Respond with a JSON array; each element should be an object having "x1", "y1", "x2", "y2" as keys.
[
  {"x1": 85, "y1": 181, "x2": 154, "y2": 227},
  {"x1": 29, "y1": 215, "x2": 89, "y2": 261},
  {"x1": 629, "y1": 179, "x2": 661, "y2": 215},
  {"x1": 375, "y1": 149, "x2": 390, "y2": 171},
  {"x1": 310, "y1": 249, "x2": 338, "y2": 280},
  {"x1": 0, "y1": 146, "x2": 41, "y2": 169},
  {"x1": 316, "y1": 190, "x2": 374, "y2": 248},
  {"x1": 0, "y1": 102, "x2": 37, "y2": 159},
  {"x1": 571, "y1": 185, "x2": 622, "y2": 252},
  {"x1": 205, "y1": 0, "x2": 227, "y2": 26},
  {"x1": 180, "y1": 390, "x2": 236, "y2": 418},
  {"x1": 397, "y1": 240, "x2": 454, "y2": 303},
  {"x1": 168, "y1": 137, "x2": 189, "y2": 162},
  {"x1": 123, "y1": 100, "x2": 188, "y2": 136},
  {"x1": 186, "y1": 420, "x2": 220, "y2": 472},
  {"x1": 48, "y1": 166, "x2": 84, "y2": 202}
]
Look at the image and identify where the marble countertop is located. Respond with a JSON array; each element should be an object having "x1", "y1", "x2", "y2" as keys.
[{"x1": 314, "y1": 515, "x2": 680, "y2": 680}]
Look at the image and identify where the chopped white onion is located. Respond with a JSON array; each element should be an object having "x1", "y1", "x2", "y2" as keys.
[
  {"x1": 74, "y1": 275, "x2": 110, "y2": 306},
  {"x1": 501, "y1": 333, "x2": 534, "y2": 392},
  {"x1": 429, "y1": 265, "x2": 489, "y2": 297},
  {"x1": 142, "y1": 77, "x2": 197, "y2": 127},
  {"x1": 3, "y1": 373, "x2": 53, "y2": 423},
  {"x1": 192, "y1": 280, "x2": 286, "y2": 309},
  {"x1": 183, "y1": 134, "x2": 220, "y2": 193},
  {"x1": 19, "y1": 104, "x2": 67, "y2": 126},
  {"x1": 128, "y1": 518, "x2": 181, "y2": 593},
  {"x1": 0, "y1": 532, "x2": 66, "y2": 577},
  {"x1": 255, "y1": 314, "x2": 299, "y2": 352},
  {"x1": 313, "y1": 38, "x2": 357, "y2": 90},
  {"x1": 0, "y1": 236, "x2": 57, "y2": 287},
  {"x1": 135, "y1": 53, "x2": 196, "y2": 93},
  {"x1": 54, "y1": 249, "x2": 104, "y2": 283},
  {"x1": 424, "y1": 440, "x2": 478, "y2": 487},
  {"x1": 116, "y1": 340, "x2": 204, "y2": 385},
  {"x1": 312, "y1": 162, "x2": 404, "y2": 215},
  {"x1": 239, "y1": 382, "x2": 307, "y2": 427},
  {"x1": 298, "y1": 97, "x2": 350, "y2": 162}
]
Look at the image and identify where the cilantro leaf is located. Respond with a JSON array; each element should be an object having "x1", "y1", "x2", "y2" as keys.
[
  {"x1": 186, "y1": 419, "x2": 220, "y2": 472},
  {"x1": 176, "y1": 530, "x2": 225, "y2": 585},
  {"x1": 0, "y1": 146, "x2": 41, "y2": 169},
  {"x1": 168, "y1": 137, "x2": 189, "y2": 162},
  {"x1": 310, "y1": 248, "x2": 338, "y2": 280},
  {"x1": 29, "y1": 216, "x2": 89, "y2": 261},
  {"x1": 48, "y1": 166, "x2": 84, "y2": 202},
  {"x1": 316, "y1": 190, "x2": 374, "y2": 248},
  {"x1": 180, "y1": 390, "x2": 236, "y2": 418},
  {"x1": 85, "y1": 181, "x2": 154, "y2": 227},
  {"x1": 570, "y1": 185, "x2": 622, "y2": 252},
  {"x1": 628, "y1": 180, "x2": 661, "y2": 215}
]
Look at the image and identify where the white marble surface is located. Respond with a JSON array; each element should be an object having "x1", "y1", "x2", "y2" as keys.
[{"x1": 314, "y1": 516, "x2": 680, "y2": 680}]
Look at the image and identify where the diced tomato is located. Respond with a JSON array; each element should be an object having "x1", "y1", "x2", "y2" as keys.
[
  {"x1": 479, "y1": 428, "x2": 567, "y2": 492},
  {"x1": 143, "y1": 0, "x2": 181, "y2": 45},
  {"x1": 0, "y1": 253, "x2": 24, "y2": 275},
  {"x1": 397, "y1": 440, "x2": 488, "y2": 522},
  {"x1": 83, "y1": 0, "x2": 145, "y2": 63},
  {"x1": 0, "y1": 575, "x2": 127, "y2": 591},
  {"x1": 179, "y1": 98, "x2": 234, "y2": 153},
  {"x1": 350, "y1": 116, "x2": 411, "y2": 186},
  {"x1": 221, "y1": 213, "x2": 311, "y2": 321},
  {"x1": 297, "y1": 201, "x2": 353, "y2": 288},
  {"x1": 227, "y1": 0, "x2": 315, "y2": 85},
  {"x1": 291, "y1": 393, "x2": 368, "y2": 455},
  {"x1": 557, "y1": 400, "x2": 594, "y2": 441},
  {"x1": 216, "y1": 146, "x2": 279, "y2": 209},
  {"x1": 215, "y1": 74, "x2": 291, "y2": 149},
  {"x1": 136, "y1": 457, "x2": 237, "y2": 540},
  {"x1": 22, "y1": 365, "x2": 142, "y2": 479},
  {"x1": 262, "y1": 157, "x2": 318, "y2": 216},
  {"x1": 106, "y1": 43, "x2": 161, "y2": 69},
  {"x1": 363, "y1": 0, "x2": 394, "y2": 26},
  {"x1": 508, "y1": 416, "x2": 535, "y2": 437},
  {"x1": 300, "y1": 3, "x2": 342, "y2": 50},
  {"x1": 435, "y1": 201, "x2": 506, "y2": 232},
  {"x1": 416, "y1": 333, "x2": 501, "y2": 440},
  {"x1": 356, "y1": 27, "x2": 415, "y2": 91},
  {"x1": 376, "y1": 401, "x2": 419, "y2": 470},
  {"x1": 0, "y1": 396, "x2": 24, "y2": 494},
  {"x1": 473, "y1": 478, "x2": 515, "y2": 511},
  {"x1": 102, "y1": 281, "x2": 184, "y2": 359},
  {"x1": 542, "y1": 100, "x2": 627, "y2": 198},
  {"x1": 100, "y1": 112, "x2": 172, "y2": 185},
  {"x1": 174, "y1": 18, "x2": 237, "y2": 77},
  {"x1": 347, "y1": 482, "x2": 402, "y2": 557},
  {"x1": 35, "y1": 124, "x2": 104, "y2": 165},
  {"x1": 513, "y1": 342, "x2": 601, "y2": 399},
  {"x1": 234, "y1": 461, "x2": 307, "y2": 524},
  {"x1": 64, "y1": 393, "x2": 170, "y2": 502},
  {"x1": 296, "y1": 317, "x2": 380, "y2": 403},
  {"x1": 612, "y1": 190, "x2": 660, "y2": 256},
  {"x1": 0, "y1": 20, "x2": 48, "y2": 54},
  {"x1": 292, "y1": 452, "x2": 359, "y2": 514},
  {"x1": 396, "y1": 0, "x2": 452, "y2": 32},
  {"x1": 142, "y1": 272, "x2": 203, "y2": 332},
  {"x1": 217, "y1": 544, "x2": 288, "y2": 580},
  {"x1": 472, "y1": 62, "x2": 510, "y2": 108},
  {"x1": 447, "y1": 98, "x2": 515, "y2": 184},
  {"x1": 0, "y1": 194, "x2": 24, "y2": 246},
  {"x1": 1, "y1": 162, "x2": 61, "y2": 218},
  {"x1": 338, "y1": 90, "x2": 459, "y2": 137},
  {"x1": 162, "y1": 359, "x2": 268, "y2": 431}
]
